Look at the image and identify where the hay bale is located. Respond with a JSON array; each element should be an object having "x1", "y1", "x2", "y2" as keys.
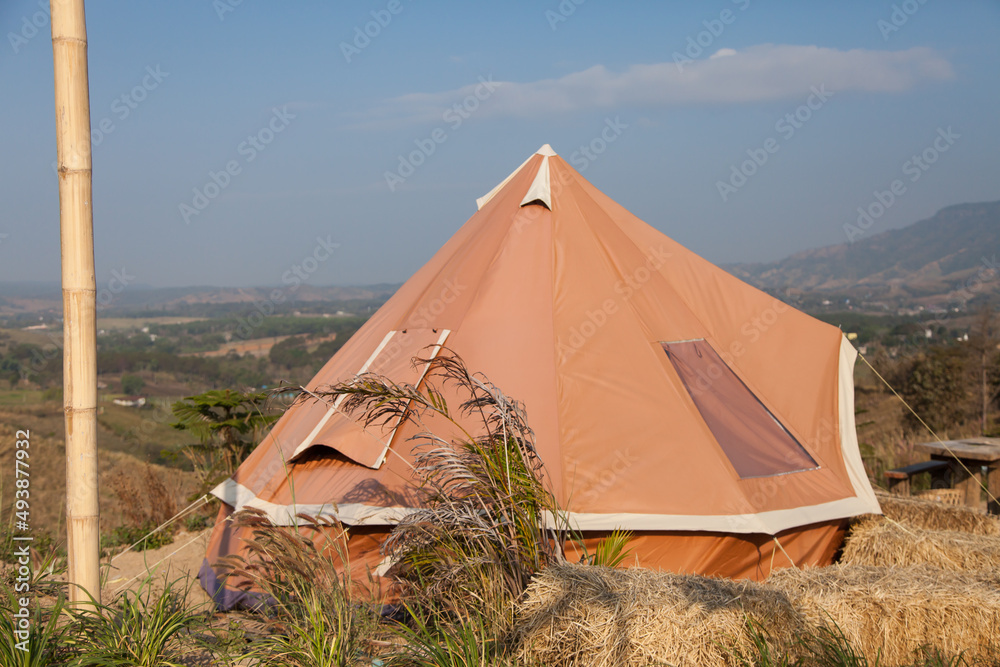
[
  {"x1": 842, "y1": 516, "x2": 1000, "y2": 571},
  {"x1": 517, "y1": 563, "x2": 1000, "y2": 666},
  {"x1": 516, "y1": 563, "x2": 802, "y2": 667},
  {"x1": 873, "y1": 490, "x2": 1000, "y2": 535},
  {"x1": 768, "y1": 564, "x2": 1000, "y2": 665},
  {"x1": 914, "y1": 488, "x2": 965, "y2": 506}
]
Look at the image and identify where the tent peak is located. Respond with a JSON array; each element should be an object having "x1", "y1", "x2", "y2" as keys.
[
  {"x1": 519, "y1": 155, "x2": 551, "y2": 210},
  {"x1": 476, "y1": 145, "x2": 557, "y2": 211}
]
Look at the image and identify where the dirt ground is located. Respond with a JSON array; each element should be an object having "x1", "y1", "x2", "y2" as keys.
[{"x1": 101, "y1": 527, "x2": 215, "y2": 607}]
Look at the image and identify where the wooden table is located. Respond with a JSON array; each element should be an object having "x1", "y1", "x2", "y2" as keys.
[{"x1": 914, "y1": 438, "x2": 1000, "y2": 513}]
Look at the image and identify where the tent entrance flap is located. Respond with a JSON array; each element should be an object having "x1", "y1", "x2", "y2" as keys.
[
  {"x1": 662, "y1": 339, "x2": 817, "y2": 479},
  {"x1": 290, "y1": 328, "x2": 450, "y2": 468}
]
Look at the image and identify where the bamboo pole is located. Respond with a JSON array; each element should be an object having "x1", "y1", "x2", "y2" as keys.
[{"x1": 50, "y1": 0, "x2": 100, "y2": 605}]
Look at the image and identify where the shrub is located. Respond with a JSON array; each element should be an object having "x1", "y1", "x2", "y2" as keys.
[
  {"x1": 106, "y1": 466, "x2": 178, "y2": 553},
  {"x1": 101, "y1": 521, "x2": 175, "y2": 554},
  {"x1": 120, "y1": 373, "x2": 145, "y2": 396},
  {"x1": 902, "y1": 347, "x2": 974, "y2": 433}
]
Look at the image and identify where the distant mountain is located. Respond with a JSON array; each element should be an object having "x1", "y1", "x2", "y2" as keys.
[
  {"x1": 726, "y1": 201, "x2": 1000, "y2": 307},
  {"x1": 0, "y1": 283, "x2": 400, "y2": 317},
  {"x1": 4, "y1": 201, "x2": 997, "y2": 318}
]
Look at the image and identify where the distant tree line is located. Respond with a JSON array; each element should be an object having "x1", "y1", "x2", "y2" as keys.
[
  {"x1": 0, "y1": 314, "x2": 368, "y2": 391},
  {"x1": 0, "y1": 341, "x2": 62, "y2": 387},
  {"x1": 106, "y1": 297, "x2": 388, "y2": 320}
]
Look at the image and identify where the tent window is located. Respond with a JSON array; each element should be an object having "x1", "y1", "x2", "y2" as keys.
[{"x1": 662, "y1": 339, "x2": 817, "y2": 479}]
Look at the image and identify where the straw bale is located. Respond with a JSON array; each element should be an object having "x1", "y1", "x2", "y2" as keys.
[
  {"x1": 842, "y1": 515, "x2": 1000, "y2": 571},
  {"x1": 873, "y1": 489, "x2": 1000, "y2": 535},
  {"x1": 517, "y1": 562, "x2": 1000, "y2": 667},
  {"x1": 516, "y1": 563, "x2": 803, "y2": 667},
  {"x1": 768, "y1": 564, "x2": 1000, "y2": 665}
]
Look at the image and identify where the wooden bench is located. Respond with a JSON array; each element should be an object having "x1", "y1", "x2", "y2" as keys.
[{"x1": 885, "y1": 460, "x2": 951, "y2": 496}]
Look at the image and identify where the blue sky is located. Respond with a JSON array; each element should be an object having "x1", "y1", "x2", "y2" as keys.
[{"x1": 1, "y1": 1, "x2": 998, "y2": 289}]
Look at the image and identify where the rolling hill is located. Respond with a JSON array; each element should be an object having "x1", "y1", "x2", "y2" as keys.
[{"x1": 726, "y1": 201, "x2": 1000, "y2": 307}]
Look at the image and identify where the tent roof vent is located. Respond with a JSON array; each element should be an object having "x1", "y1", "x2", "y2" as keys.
[
  {"x1": 476, "y1": 145, "x2": 557, "y2": 211},
  {"x1": 519, "y1": 155, "x2": 551, "y2": 210}
]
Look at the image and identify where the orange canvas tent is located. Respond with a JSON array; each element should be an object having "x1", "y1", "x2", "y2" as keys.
[{"x1": 200, "y1": 145, "x2": 880, "y2": 609}]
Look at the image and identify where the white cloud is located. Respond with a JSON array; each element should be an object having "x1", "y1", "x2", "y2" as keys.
[
  {"x1": 361, "y1": 44, "x2": 953, "y2": 125},
  {"x1": 710, "y1": 48, "x2": 738, "y2": 59}
]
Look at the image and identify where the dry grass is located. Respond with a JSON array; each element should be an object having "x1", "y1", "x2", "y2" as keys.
[
  {"x1": 769, "y1": 564, "x2": 1000, "y2": 666},
  {"x1": 516, "y1": 563, "x2": 801, "y2": 667},
  {"x1": 874, "y1": 490, "x2": 1000, "y2": 535},
  {"x1": 0, "y1": 403, "x2": 198, "y2": 537},
  {"x1": 517, "y1": 562, "x2": 1000, "y2": 667},
  {"x1": 109, "y1": 464, "x2": 179, "y2": 528},
  {"x1": 841, "y1": 515, "x2": 1000, "y2": 571}
]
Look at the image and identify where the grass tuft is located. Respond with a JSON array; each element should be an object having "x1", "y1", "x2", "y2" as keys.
[
  {"x1": 218, "y1": 509, "x2": 381, "y2": 666},
  {"x1": 65, "y1": 576, "x2": 206, "y2": 667}
]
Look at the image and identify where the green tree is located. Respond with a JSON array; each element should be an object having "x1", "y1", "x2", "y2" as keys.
[
  {"x1": 269, "y1": 335, "x2": 310, "y2": 370},
  {"x1": 171, "y1": 389, "x2": 279, "y2": 493},
  {"x1": 0, "y1": 357, "x2": 21, "y2": 388},
  {"x1": 121, "y1": 372, "x2": 145, "y2": 395}
]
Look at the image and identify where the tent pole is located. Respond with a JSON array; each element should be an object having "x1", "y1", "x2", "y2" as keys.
[{"x1": 50, "y1": 0, "x2": 100, "y2": 605}]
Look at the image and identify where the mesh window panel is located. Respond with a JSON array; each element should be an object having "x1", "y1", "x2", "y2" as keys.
[{"x1": 662, "y1": 339, "x2": 817, "y2": 479}]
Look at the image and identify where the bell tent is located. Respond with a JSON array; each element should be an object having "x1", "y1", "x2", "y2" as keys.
[{"x1": 200, "y1": 144, "x2": 880, "y2": 608}]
